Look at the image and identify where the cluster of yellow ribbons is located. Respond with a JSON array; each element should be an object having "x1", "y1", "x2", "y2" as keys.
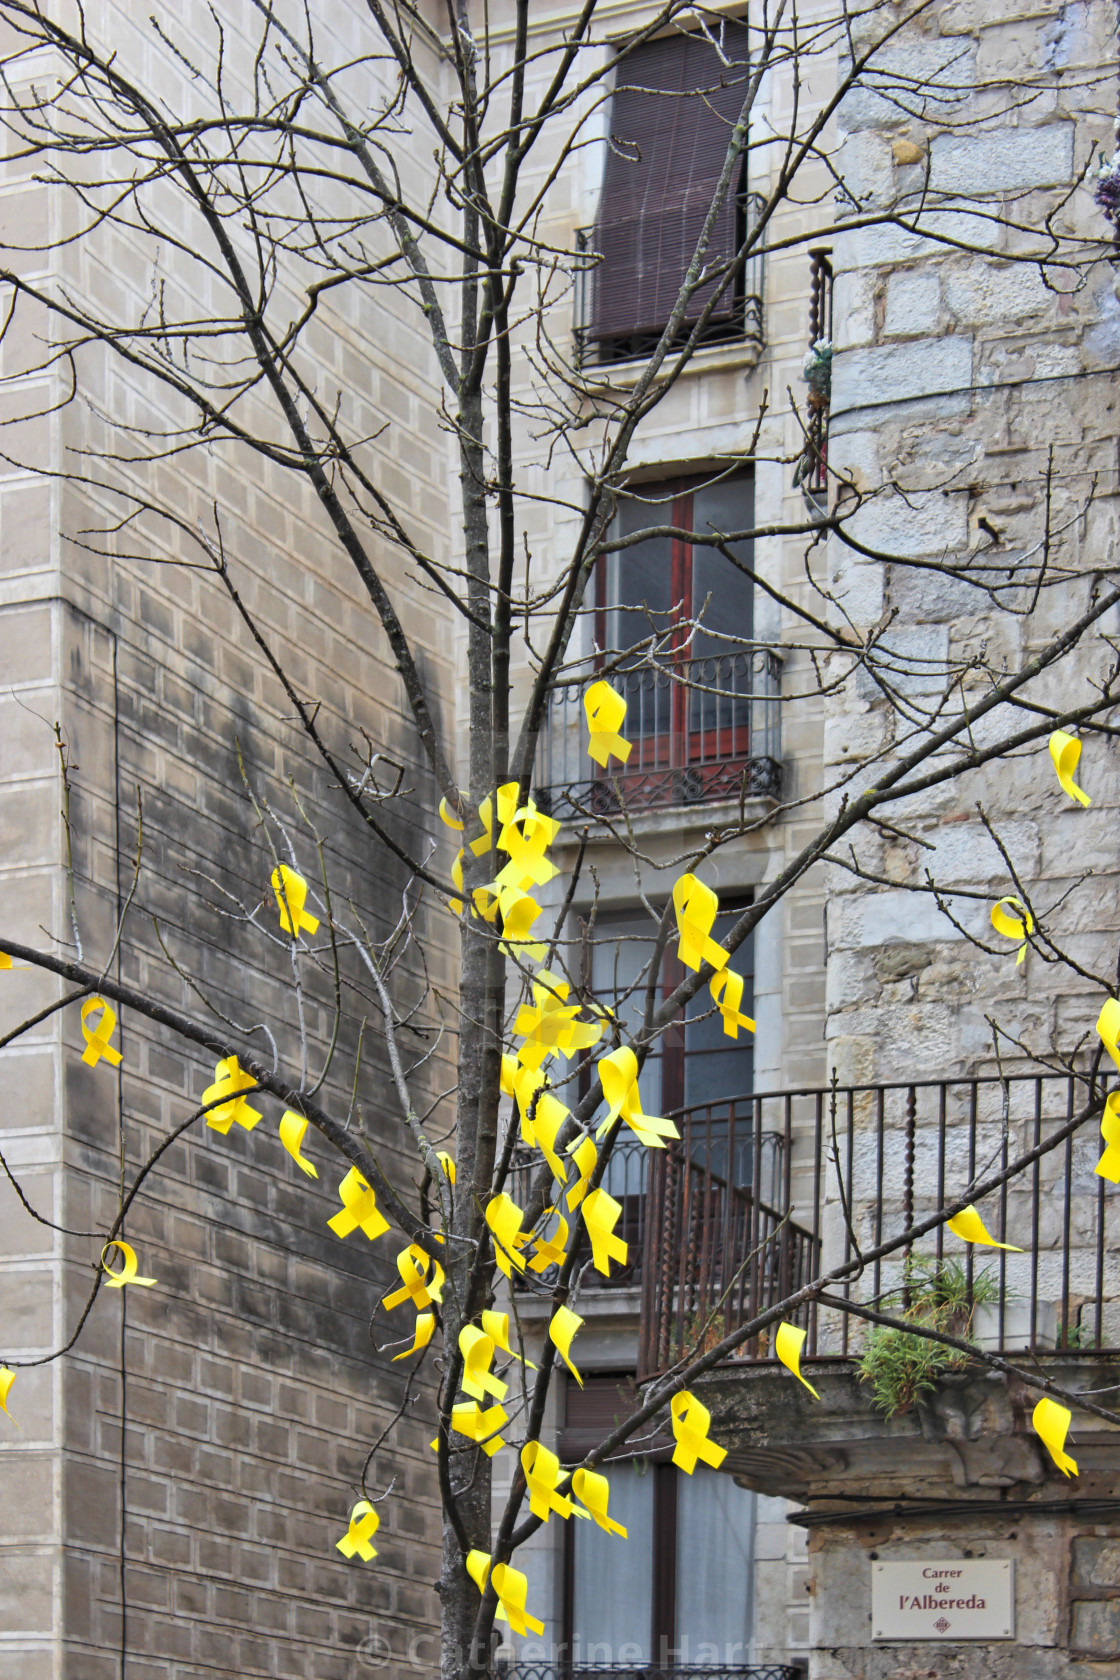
[
  {"x1": 673, "y1": 874, "x2": 753, "y2": 1043},
  {"x1": 81, "y1": 997, "x2": 123, "y2": 1068},
  {"x1": 670, "y1": 1391, "x2": 727, "y2": 1474},
  {"x1": 101, "y1": 1241, "x2": 156, "y2": 1289},
  {"x1": 336, "y1": 1500, "x2": 379, "y2": 1561},
  {"x1": 466, "y1": 1550, "x2": 545, "y2": 1636},
  {"x1": 775, "y1": 1322, "x2": 819, "y2": 1399},
  {"x1": 438, "y1": 782, "x2": 562, "y2": 965},
  {"x1": 1033, "y1": 1397, "x2": 1077, "y2": 1476},
  {"x1": 201, "y1": 1057, "x2": 262, "y2": 1134},
  {"x1": 272, "y1": 864, "x2": 320, "y2": 938}
]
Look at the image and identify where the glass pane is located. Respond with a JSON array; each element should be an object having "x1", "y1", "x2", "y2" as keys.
[
  {"x1": 608, "y1": 486, "x2": 677, "y2": 738},
  {"x1": 675, "y1": 1467, "x2": 755, "y2": 1665},
  {"x1": 689, "y1": 476, "x2": 755, "y2": 736},
  {"x1": 683, "y1": 909, "x2": 753, "y2": 1179},
  {"x1": 572, "y1": 1463, "x2": 655, "y2": 1662},
  {"x1": 589, "y1": 912, "x2": 664, "y2": 1116}
]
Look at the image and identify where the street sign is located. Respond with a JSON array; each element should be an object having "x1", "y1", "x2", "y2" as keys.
[{"x1": 872, "y1": 1559, "x2": 1014, "y2": 1641}]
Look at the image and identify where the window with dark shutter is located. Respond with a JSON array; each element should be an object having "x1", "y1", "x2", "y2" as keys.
[{"x1": 586, "y1": 21, "x2": 752, "y2": 365}]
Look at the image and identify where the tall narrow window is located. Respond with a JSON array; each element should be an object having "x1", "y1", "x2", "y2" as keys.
[{"x1": 586, "y1": 22, "x2": 752, "y2": 364}]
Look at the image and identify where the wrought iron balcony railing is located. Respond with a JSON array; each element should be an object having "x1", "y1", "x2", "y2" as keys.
[
  {"x1": 535, "y1": 651, "x2": 781, "y2": 821},
  {"x1": 574, "y1": 191, "x2": 767, "y2": 369},
  {"x1": 638, "y1": 1071, "x2": 1120, "y2": 1380}
]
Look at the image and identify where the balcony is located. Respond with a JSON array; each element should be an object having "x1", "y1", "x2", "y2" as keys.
[
  {"x1": 535, "y1": 652, "x2": 782, "y2": 822},
  {"x1": 574, "y1": 192, "x2": 766, "y2": 370},
  {"x1": 638, "y1": 1071, "x2": 1120, "y2": 1381}
]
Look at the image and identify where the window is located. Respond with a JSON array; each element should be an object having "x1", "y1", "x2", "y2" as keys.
[
  {"x1": 562, "y1": 1380, "x2": 755, "y2": 1665},
  {"x1": 584, "y1": 22, "x2": 753, "y2": 364}
]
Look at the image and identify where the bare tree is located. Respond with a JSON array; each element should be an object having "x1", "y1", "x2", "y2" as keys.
[{"x1": 0, "y1": 0, "x2": 1117, "y2": 1674}]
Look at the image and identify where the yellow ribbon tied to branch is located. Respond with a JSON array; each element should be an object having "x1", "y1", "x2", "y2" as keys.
[
  {"x1": 279, "y1": 1110, "x2": 318, "y2": 1178},
  {"x1": 572, "y1": 1468, "x2": 627, "y2": 1537},
  {"x1": 81, "y1": 997, "x2": 123, "y2": 1068},
  {"x1": 482, "y1": 1309, "x2": 535, "y2": 1369},
  {"x1": 0, "y1": 1367, "x2": 16, "y2": 1425},
  {"x1": 336, "y1": 1500, "x2": 379, "y2": 1561},
  {"x1": 515, "y1": 971, "x2": 605, "y2": 1071},
  {"x1": 496, "y1": 806, "x2": 561, "y2": 892},
  {"x1": 581, "y1": 1187, "x2": 628, "y2": 1277},
  {"x1": 328, "y1": 1167, "x2": 390, "y2": 1241},
  {"x1": 521, "y1": 1441, "x2": 580, "y2": 1522},
  {"x1": 775, "y1": 1322, "x2": 820, "y2": 1399},
  {"x1": 382, "y1": 1244, "x2": 445, "y2": 1313},
  {"x1": 1049, "y1": 730, "x2": 1091, "y2": 807},
  {"x1": 549, "y1": 1305, "x2": 584, "y2": 1386},
  {"x1": 1098, "y1": 997, "x2": 1120, "y2": 1073},
  {"x1": 0, "y1": 951, "x2": 10, "y2": 968},
  {"x1": 471, "y1": 782, "x2": 522, "y2": 857},
  {"x1": 271, "y1": 864, "x2": 320, "y2": 938},
  {"x1": 201, "y1": 1057, "x2": 262, "y2": 1134},
  {"x1": 946, "y1": 1205, "x2": 1022, "y2": 1251},
  {"x1": 436, "y1": 1151, "x2": 456, "y2": 1185},
  {"x1": 459, "y1": 1326, "x2": 509, "y2": 1403},
  {"x1": 466, "y1": 1551, "x2": 545, "y2": 1636},
  {"x1": 670, "y1": 1391, "x2": 728, "y2": 1474},
  {"x1": 598, "y1": 1047, "x2": 679, "y2": 1148},
  {"x1": 566, "y1": 1135, "x2": 597, "y2": 1210},
  {"x1": 673, "y1": 874, "x2": 729, "y2": 973},
  {"x1": 710, "y1": 969, "x2": 755, "y2": 1039},
  {"x1": 497, "y1": 886, "x2": 547, "y2": 962},
  {"x1": 513, "y1": 1066, "x2": 569, "y2": 1180},
  {"x1": 485, "y1": 1193, "x2": 529, "y2": 1279},
  {"x1": 584, "y1": 680, "x2": 632, "y2": 767},
  {"x1": 101, "y1": 1240, "x2": 156, "y2": 1289},
  {"x1": 1032, "y1": 1397, "x2": 1078, "y2": 1477},
  {"x1": 990, "y1": 896, "x2": 1033, "y2": 965},
  {"x1": 393, "y1": 1310, "x2": 435, "y2": 1363},
  {"x1": 1096, "y1": 1092, "x2": 1120, "y2": 1183},
  {"x1": 529, "y1": 1209, "x2": 569, "y2": 1273},
  {"x1": 441, "y1": 1401, "x2": 509, "y2": 1457}
]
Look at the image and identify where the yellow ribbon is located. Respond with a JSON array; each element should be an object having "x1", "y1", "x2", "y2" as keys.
[
  {"x1": 485, "y1": 1193, "x2": 529, "y2": 1279},
  {"x1": 482, "y1": 1308, "x2": 536, "y2": 1369},
  {"x1": 775, "y1": 1322, "x2": 820, "y2": 1398},
  {"x1": 584, "y1": 680, "x2": 632, "y2": 767},
  {"x1": 459, "y1": 1326, "x2": 509, "y2": 1402},
  {"x1": 670, "y1": 1391, "x2": 728, "y2": 1474},
  {"x1": 1049, "y1": 730, "x2": 1091, "y2": 806},
  {"x1": 0, "y1": 1366, "x2": 15, "y2": 1424},
  {"x1": 566, "y1": 1135, "x2": 597, "y2": 1210},
  {"x1": 470, "y1": 783, "x2": 522, "y2": 857},
  {"x1": 709, "y1": 969, "x2": 755, "y2": 1039},
  {"x1": 328, "y1": 1167, "x2": 390, "y2": 1241},
  {"x1": 466, "y1": 1550, "x2": 545, "y2": 1636},
  {"x1": 572, "y1": 1468, "x2": 627, "y2": 1537},
  {"x1": 0, "y1": 951, "x2": 10, "y2": 968},
  {"x1": 581, "y1": 1187, "x2": 628, "y2": 1277},
  {"x1": 436, "y1": 1151, "x2": 456, "y2": 1185},
  {"x1": 101, "y1": 1240, "x2": 156, "y2": 1289},
  {"x1": 1096, "y1": 1092, "x2": 1120, "y2": 1183},
  {"x1": 1033, "y1": 1397, "x2": 1078, "y2": 1477},
  {"x1": 449, "y1": 848, "x2": 466, "y2": 916},
  {"x1": 497, "y1": 886, "x2": 547, "y2": 961},
  {"x1": 946, "y1": 1205, "x2": 1022, "y2": 1251},
  {"x1": 528, "y1": 1209, "x2": 569, "y2": 1273},
  {"x1": 81, "y1": 997, "x2": 123, "y2": 1068},
  {"x1": 201, "y1": 1057, "x2": 262, "y2": 1134},
  {"x1": 271, "y1": 864, "x2": 320, "y2": 938},
  {"x1": 673, "y1": 873, "x2": 729, "y2": 973},
  {"x1": 521, "y1": 1441, "x2": 578, "y2": 1521},
  {"x1": 393, "y1": 1310, "x2": 435, "y2": 1362},
  {"x1": 990, "y1": 896, "x2": 1033, "y2": 965},
  {"x1": 549, "y1": 1305, "x2": 584, "y2": 1386},
  {"x1": 336, "y1": 1500, "x2": 379, "y2": 1561},
  {"x1": 438, "y1": 797, "x2": 465, "y2": 831},
  {"x1": 515, "y1": 972, "x2": 605, "y2": 1071},
  {"x1": 1098, "y1": 997, "x2": 1120, "y2": 1073},
  {"x1": 513, "y1": 1066, "x2": 570, "y2": 1179},
  {"x1": 279, "y1": 1110, "x2": 318, "y2": 1178},
  {"x1": 433, "y1": 1402, "x2": 509, "y2": 1457},
  {"x1": 495, "y1": 806, "x2": 561, "y2": 891},
  {"x1": 598, "y1": 1047, "x2": 679, "y2": 1148},
  {"x1": 382, "y1": 1244, "x2": 445, "y2": 1312}
]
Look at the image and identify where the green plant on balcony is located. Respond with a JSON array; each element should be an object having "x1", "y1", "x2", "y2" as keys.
[{"x1": 858, "y1": 1257, "x2": 1000, "y2": 1418}]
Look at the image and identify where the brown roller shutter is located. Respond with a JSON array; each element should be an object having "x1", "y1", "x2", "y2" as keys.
[{"x1": 590, "y1": 22, "x2": 750, "y2": 359}]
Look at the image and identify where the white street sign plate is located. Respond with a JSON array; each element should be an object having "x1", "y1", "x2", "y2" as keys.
[{"x1": 872, "y1": 1559, "x2": 1014, "y2": 1641}]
